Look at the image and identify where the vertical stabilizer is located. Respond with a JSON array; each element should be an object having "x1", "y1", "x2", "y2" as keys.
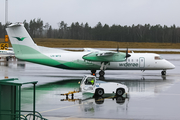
[{"x1": 6, "y1": 23, "x2": 39, "y2": 57}]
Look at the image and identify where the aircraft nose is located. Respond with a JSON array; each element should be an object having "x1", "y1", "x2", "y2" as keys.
[
  {"x1": 171, "y1": 63, "x2": 175, "y2": 69},
  {"x1": 166, "y1": 61, "x2": 175, "y2": 69}
]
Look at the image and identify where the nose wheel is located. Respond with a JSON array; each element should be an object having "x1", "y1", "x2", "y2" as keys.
[{"x1": 161, "y1": 70, "x2": 166, "y2": 75}]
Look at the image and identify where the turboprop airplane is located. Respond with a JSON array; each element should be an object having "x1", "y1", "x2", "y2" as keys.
[{"x1": 6, "y1": 23, "x2": 175, "y2": 77}]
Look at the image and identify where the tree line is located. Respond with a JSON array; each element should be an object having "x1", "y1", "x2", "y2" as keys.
[{"x1": 1, "y1": 18, "x2": 180, "y2": 43}]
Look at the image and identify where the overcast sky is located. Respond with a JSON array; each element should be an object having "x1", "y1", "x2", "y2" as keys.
[{"x1": 1, "y1": 0, "x2": 180, "y2": 28}]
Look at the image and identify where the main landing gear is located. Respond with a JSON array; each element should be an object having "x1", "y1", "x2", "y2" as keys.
[
  {"x1": 91, "y1": 70, "x2": 105, "y2": 80},
  {"x1": 99, "y1": 62, "x2": 108, "y2": 78},
  {"x1": 91, "y1": 62, "x2": 108, "y2": 79},
  {"x1": 91, "y1": 70, "x2": 105, "y2": 77},
  {"x1": 99, "y1": 70, "x2": 105, "y2": 77}
]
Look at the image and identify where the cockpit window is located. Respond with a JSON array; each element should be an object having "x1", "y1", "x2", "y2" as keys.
[{"x1": 154, "y1": 56, "x2": 163, "y2": 60}]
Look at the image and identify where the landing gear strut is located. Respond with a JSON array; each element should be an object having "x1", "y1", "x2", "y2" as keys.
[
  {"x1": 90, "y1": 62, "x2": 108, "y2": 78},
  {"x1": 161, "y1": 70, "x2": 166, "y2": 75},
  {"x1": 99, "y1": 62, "x2": 108, "y2": 78}
]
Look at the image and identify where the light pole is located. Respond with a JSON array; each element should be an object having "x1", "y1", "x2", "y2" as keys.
[
  {"x1": 5, "y1": 0, "x2": 9, "y2": 43},
  {"x1": 5, "y1": 0, "x2": 8, "y2": 24}
]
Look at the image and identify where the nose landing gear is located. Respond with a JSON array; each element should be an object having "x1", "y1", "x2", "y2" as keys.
[{"x1": 161, "y1": 70, "x2": 166, "y2": 75}]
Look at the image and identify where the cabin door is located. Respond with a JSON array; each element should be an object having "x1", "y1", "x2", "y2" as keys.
[{"x1": 139, "y1": 57, "x2": 145, "y2": 68}]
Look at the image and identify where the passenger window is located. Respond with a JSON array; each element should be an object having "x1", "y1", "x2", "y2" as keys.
[
  {"x1": 136, "y1": 59, "x2": 138, "y2": 62},
  {"x1": 128, "y1": 59, "x2": 130, "y2": 62},
  {"x1": 131, "y1": 59, "x2": 133, "y2": 62}
]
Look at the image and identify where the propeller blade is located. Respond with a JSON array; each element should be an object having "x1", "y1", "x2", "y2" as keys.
[
  {"x1": 126, "y1": 47, "x2": 128, "y2": 55},
  {"x1": 116, "y1": 46, "x2": 119, "y2": 52},
  {"x1": 125, "y1": 47, "x2": 131, "y2": 59}
]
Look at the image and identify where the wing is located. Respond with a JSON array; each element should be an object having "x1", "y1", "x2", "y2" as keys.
[
  {"x1": 84, "y1": 48, "x2": 116, "y2": 56},
  {"x1": 83, "y1": 51, "x2": 128, "y2": 62},
  {"x1": 96, "y1": 51, "x2": 116, "y2": 56}
]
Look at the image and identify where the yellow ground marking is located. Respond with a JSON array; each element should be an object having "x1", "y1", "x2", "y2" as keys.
[{"x1": 39, "y1": 104, "x2": 79, "y2": 114}]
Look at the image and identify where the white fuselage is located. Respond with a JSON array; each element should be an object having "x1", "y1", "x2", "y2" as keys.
[{"x1": 40, "y1": 49, "x2": 175, "y2": 70}]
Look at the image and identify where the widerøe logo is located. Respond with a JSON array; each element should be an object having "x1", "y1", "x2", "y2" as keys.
[{"x1": 14, "y1": 37, "x2": 26, "y2": 41}]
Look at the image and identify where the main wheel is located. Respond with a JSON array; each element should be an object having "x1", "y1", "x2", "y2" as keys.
[
  {"x1": 95, "y1": 89, "x2": 104, "y2": 96},
  {"x1": 99, "y1": 70, "x2": 105, "y2": 77},
  {"x1": 116, "y1": 88, "x2": 125, "y2": 96}
]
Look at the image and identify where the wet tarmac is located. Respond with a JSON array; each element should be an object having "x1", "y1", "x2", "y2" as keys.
[{"x1": 0, "y1": 54, "x2": 180, "y2": 120}]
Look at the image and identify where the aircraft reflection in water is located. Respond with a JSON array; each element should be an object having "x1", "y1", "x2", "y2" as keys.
[{"x1": 101, "y1": 76, "x2": 175, "y2": 94}]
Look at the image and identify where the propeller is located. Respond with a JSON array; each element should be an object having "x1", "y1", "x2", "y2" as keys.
[
  {"x1": 116, "y1": 46, "x2": 119, "y2": 52},
  {"x1": 125, "y1": 47, "x2": 131, "y2": 59},
  {"x1": 116, "y1": 45, "x2": 131, "y2": 61}
]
